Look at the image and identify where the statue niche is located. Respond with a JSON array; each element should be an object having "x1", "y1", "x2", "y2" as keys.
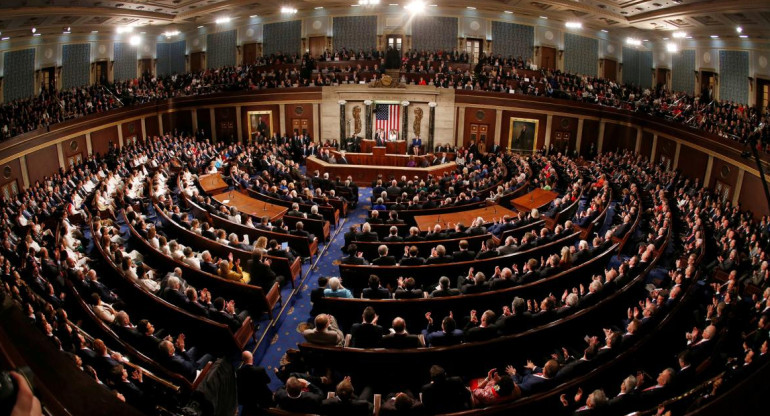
[
  {"x1": 413, "y1": 107, "x2": 423, "y2": 138},
  {"x1": 352, "y1": 106, "x2": 362, "y2": 136}
]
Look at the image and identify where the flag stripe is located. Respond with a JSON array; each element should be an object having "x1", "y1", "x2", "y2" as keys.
[{"x1": 375, "y1": 104, "x2": 400, "y2": 135}]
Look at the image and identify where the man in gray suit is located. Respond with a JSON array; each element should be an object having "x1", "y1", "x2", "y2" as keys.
[{"x1": 302, "y1": 314, "x2": 344, "y2": 346}]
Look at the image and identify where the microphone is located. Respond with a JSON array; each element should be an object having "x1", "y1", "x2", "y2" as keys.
[
  {"x1": 436, "y1": 215, "x2": 441, "y2": 224},
  {"x1": 494, "y1": 205, "x2": 497, "y2": 215},
  {"x1": 263, "y1": 201, "x2": 268, "y2": 211}
]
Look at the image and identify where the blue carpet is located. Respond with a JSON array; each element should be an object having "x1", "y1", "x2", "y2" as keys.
[{"x1": 255, "y1": 187, "x2": 373, "y2": 391}]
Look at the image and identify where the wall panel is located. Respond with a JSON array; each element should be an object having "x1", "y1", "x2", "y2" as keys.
[
  {"x1": 677, "y1": 147, "x2": 708, "y2": 181},
  {"x1": 411, "y1": 16, "x2": 458, "y2": 52},
  {"x1": 61, "y1": 44, "x2": 91, "y2": 89},
  {"x1": 121, "y1": 120, "x2": 143, "y2": 143},
  {"x1": 144, "y1": 116, "x2": 160, "y2": 138},
  {"x1": 113, "y1": 42, "x2": 137, "y2": 81},
  {"x1": 333, "y1": 16, "x2": 377, "y2": 52},
  {"x1": 90, "y1": 125, "x2": 118, "y2": 156},
  {"x1": 491, "y1": 22, "x2": 534, "y2": 60},
  {"x1": 640, "y1": 131, "x2": 654, "y2": 159},
  {"x1": 739, "y1": 173, "x2": 768, "y2": 217},
  {"x1": 499, "y1": 110, "x2": 547, "y2": 151},
  {"x1": 214, "y1": 107, "x2": 237, "y2": 142},
  {"x1": 655, "y1": 136, "x2": 676, "y2": 168},
  {"x1": 462, "y1": 107, "x2": 497, "y2": 150},
  {"x1": 26, "y1": 146, "x2": 59, "y2": 185},
  {"x1": 580, "y1": 119, "x2": 600, "y2": 156},
  {"x1": 3, "y1": 49, "x2": 35, "y2": 101},
  {"x1": 564, "y1": 34, "x2": 597, "y2": 76},
  {"x1": 550, "y1": 115, "x2": 578, "y2": 153},
  {"x1": 162, "y1": 111, "x2": 193, "y2": 135},
  {"x1": 284, "y1": 104, "x2": 314, "y2": 138},
  {"x1": 719, "y1": 50, "x2": 749, "y2": 104},
  {"x1": 0, "y1": 159, "x2": 23, "y2": 194},
  {"x1": 197, "y1": 109, "x2": 212, "y2": 138},
  {"x1": 603, "y1": 123, "x2": 636, "y2": 153},
  {"x1": 263, "y1": 21, "x2": 301, "y2": 56},
  {"x1": 672, "y1": 50, "x2": 695, "y2": 94},
  {"x1": 207, "y1": 30, "x2": 237, "y2": 69},
  {"x1": 157, "y1": 40, "x2": 186, "y2": 76},
  {"x1": 708, "y1": 157, "x2": 739, "y2": 190},
  {"x1": 241, "y1": 104, "x2": 280, "y2": 142}
]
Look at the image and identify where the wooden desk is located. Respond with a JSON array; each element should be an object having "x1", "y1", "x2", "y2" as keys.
[
  {"x1": 511, "y1": 189, "x2": 559, "y2": 213},
  {"x1": 385, "y1": 140, "x2": 407, "y2": 155},
  {"x1": 305, "y1": 156, "x2": 457, "y2": 186},
  {"x1": 211, "y1": 191, "x2": 287, "y2": 221},
  {"x1": 199, "y1": 174, "x2": 229, "y2": 194},
  {"x1": 361, "y1": 139, "x2": 375, "y2": 153},
  {"x1": 413, "y1": 205, "x2": 518, "y2": 232}
]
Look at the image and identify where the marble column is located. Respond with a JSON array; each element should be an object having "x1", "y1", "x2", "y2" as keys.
[
  {"x1": 401, "y1": 101, "x2": 409, "y2": 142},
  {"x1": 428, "y1": 102, "x2": 436, "y2": 151},
  {"x1": 365, "y1": 101, "x2": 373, "y2": 140},
  {"x1": 339, "y1": 101, "x2": 346, "y2": 144}
]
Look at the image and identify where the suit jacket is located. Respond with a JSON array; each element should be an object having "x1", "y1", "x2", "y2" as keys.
[
  {"x1": 380, "y1": 333, "x2": 423, "y2": 349},
  {"x1": 237, "y1": 364, "x2": 273, "y2": 410},
  {"x1": 321, "y1": 397, "x2": 372, "y2": 416},
  {"x1": 355, "y1": 232, "x2": 379, "y2": 242},
  {"x1": 452, "y1": 250, "x2": 476, "y2": 262},
  {"x1": 248, "y1": 259, "x2": 278, "y2": 289},
  {"x1": 362, "y1": 287, "x2": 391, "y2": 299},
  {"x1": 372, "y1": 256, "x2": 397, "y2": 266},
  {"x1": 421, "y1": 377, "x2": 469, "y2": 413},
  {"x1": 400, "y1": 256, "x2": 425, "y2": 266},
  {"x1": 349, "y1": 323, "x2": 384, "y2": 348},
  {"x1": 341, "y1": 255, "x2": 368, "y2": 265},
  {"x1": 274, "y1": 387, "x2": 322, "y2": 414}
]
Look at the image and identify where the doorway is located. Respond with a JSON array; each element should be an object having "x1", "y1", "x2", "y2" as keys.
[
  {"x1": 40, "y1": 66, "x2": 55, "y2": 92},
  {"x1": 466, "y1": 38, "x2": 483, "y2": 65},
  {"x1": 603, "y1": 58, "x2": 617, "y2": 82},
  {"x1": 190, "y1": 52, "x2": 205, "y2": 72},
  {"x1": 656, "y1": 68, "x2": 669, "y2": 90},
  {"x1": 469, "y1": 123, "x2": 489, "y2": 148},
  {"x1": 701, "y1": 71, "x2": 717, "y2": 102},
  {"x1": 386, "y1": 35, "x2": 403, "y2": 56},
  {"x1": 540, "y1": 46, "x2": 556, "y2": 70},
  {"x1": 243, "y1": 43, "x2": 257, "y2": 65},
  {"x1": 139, "y1": 58, "x2": 153, "y2": 77},
  {"x1": 309, "y1": 37, "x2": 326, "y2": 59},
  {"x1": 94, "y1": 61, "x2": 108, "y2": 85},
  {"x1": 756, "y1": 78, "x2": 770, "y2": 112},
  {"x1": 292, "y1": 118, "x2": 309, "y2": 136}
]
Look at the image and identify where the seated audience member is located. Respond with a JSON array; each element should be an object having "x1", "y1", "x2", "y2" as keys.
[
  {"x1": 423, "y1": 313, "x2": 464, "y2": 347},
  {"x1": 349, "y1": 306, "x2": 385, "y2": 348},
  {"x1": 470, "y1": 369, "x2": 521, "y2": 406},
  {"x1": 395, "y1": 277, "x2": 425, "y2": 299},
  {"x1": 381, "y1": 317, "x2": 424, "y2": 349},
  {"x1": 320, "y1": 377, "x2": 373, "y2": 416},
  {"x1": 430, "y1": 276, "x2": 461, "y2": 298},
  {"x1": 372, "y1": 245, "x2": 397, "y2": 266},
  {"x1": 237, "y1": 351, "x2": 273, "y2": 413},
  {"x1": 323, "y1": 277, "x2": 354, "y2": 299},
  {"x1": 362, "y1": 274, "x2": 391, "y2": 299},
  {"x1": 379, "y1": 391, "x2": 424, "y2": 416},
  {"x1": 420, "y1": 365, "x2": 470, "y2": 413},
  {"x1": 302, "y1": 314, "x2": 344, "y2": 346},
  {"x1": 274, "y1": 376, "x2": 323, "y2": 414}
]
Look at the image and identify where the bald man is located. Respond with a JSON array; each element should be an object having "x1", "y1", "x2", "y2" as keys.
[{"x1": 236, "y1": 351, "x2": 273, "y2": 413}]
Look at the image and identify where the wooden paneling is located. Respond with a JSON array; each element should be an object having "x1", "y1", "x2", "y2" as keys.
[
  {"x1": 90, "y1": 125, "x2": 118, "y2": 157},
  {"x1": 540, "y1": 47, "x2": 556, "y2": 70},
  {"x1": 26, "y1": 146, "x2": 59, "y2": 185},
  {"x1": 0, "y1": 158, "x2": 22, "y2": 189},
  {"x1": 580, "y1": 119, "x2": 600, "y2": 156},
  {"x1": 144, "y1": 115, "x2": 160, "y2": 138},
  {"x1": 655, "y1": 136, "x2": 677, "y2": 168},
  {"x1": 162, "y1": 111, "x2": 193, "y2": 136},
  {"x1": 190, "y1": 52, "x2": 205, "y2": 72},
  {"x1": 550, "y1": 115, "x2": 578, "y2": 153},
  {"x1": 121, "y1": 119, "x2": 143, "y2": 143},
  {"x1": 243, "y1": 43, "x2": 258, "y2": 65},
  {"x1": 739, "y1": 173, "x2": 769, "y2": 218},
  {"x1": 677, "y1": 147, "x2": 708, "y2": 181},
  {"x1": 215, "y1": 107, "x2": 237, "y2": 143},
  {"x1": 603, "y1": 123, "x2": 636, "y2": 153},
  {"x1": 196, "y1": 108, "x2": 212, "y2": 138},
  {"x1": 309, "y1": 37, "x2": 326, "y2": 59},
  {"x1": 241, "y1": 104, "x2": 280, "y2": 142},
  {"x1": 284, "y1": 103, "x2": 314, "y2": 137},
  {"x1": 463, "y1": 107, "x2": 496, "y2": 149},
  {"x1": 640, "y1": 131, "x2": 654, "y2": 160},
  {"x1": 499, "y1": 110, "x2": 548, "y2": 152},
  {"x1": 709, "y1": 157, "x2": 739, "y2": 190},
  {"x1": 603, "y1": 59, "x2": 617, "y2": 82},
  {"x1": 62, "y1": 135, "x2": 86, "y2": 158}
]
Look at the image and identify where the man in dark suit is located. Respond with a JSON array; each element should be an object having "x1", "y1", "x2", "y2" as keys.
[
  {"x1": 267, "y1": 239, "x2": 296, "y2": 263},
  {"x1": 211, "y1": 297, "x2": 246, "y2": 331},
  {"x1": 463, "y1": 310, "x2": 498, "y2": 342},
  {"x1": 383, "y1": 226, "x2": 404, "y2": 242},
  {"x1": 320, "y1": 378, "x2": 372, "y2": 416},
  {"x1": 394, "y1": 277, "x2": 424, "y2": 299},
  {"x1": 430, "y1": 276, "x2": 460, "y2": 298},
  {"x1": 337, "y1": 151, "x2": 349, "y2": 164},
  {"x1": 248, "y1": 251, "x2": 283, "y2": 288},
  {"x1": 341, "y1": 245, "x2": 369, "y2": 265},
  {"x1": 158, "y1": 340, "x2": 210, "y2": 382},
  {"x1": 381, "y1": 317, "x2": 424, "y2": 349},
  {"x1": 451, "y1": 240, "x2": 476, "y2": 262},
  {"x1": 349, "y1": 307, "x2": 385, "y2": 348},
  {"x1": 612, "y1": 214, "x2": 633, "y2": 238},
  {"x1": 355, "y1": 223, "x2": 379, "y2": 242},
  {"x1": 423, "y1": 314, "x2": 463, "y2": 347},
  {"x1": 363, "y1": 275, "x2": 391, "y2": 299},
  {"x1": 372, "y1": 245, "x2": 397, "y2": 266},
  {"x1": 425, "y1": 245, "x2": 452, "y2": 264},
  {"x1": 237, "y1": 351, "x2": 273, "y2": 413},
  {"x1": 433, "y1": 152, "x2": 448, "y2": 165},
  {"x1": 200, "y1": 251, "x2": 219, "y2": 274},
  {"x1": 274, "y1": 377, "x2": 323, "y2": 413},
  {"x1": 510, "y1": 359, "x2": 558, "y2": 394},
  {"x1": 290, "y1": 221, "x2": 316, "y2": 243},
  {"x1": 420, "y1": 366, "x2": 470, "y2": 414},
  {"x1": 399, "y1": 246, "x2": 425, "y2": 266}
]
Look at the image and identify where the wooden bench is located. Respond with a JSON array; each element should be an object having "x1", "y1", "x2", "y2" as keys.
[
  {"x1": 247, "y1": 188, "x2": 340, "y2": 226},
  {"x1": 124, "y1": 211, "x2": 281, "y2": 317},
  {"x1": 282, "y1": 214, "x2": 331, "y2": 243},
  {"x1": 349, "y1": 232, "x2": 496, "y2": 261},
  {"x1": 338, "y1": 231, "x2": 581, "y2": 289}
]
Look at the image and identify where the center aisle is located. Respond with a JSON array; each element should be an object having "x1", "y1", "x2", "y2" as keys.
[{"x1": 256, "y1": 187, "x2": 373, "y2": 390}]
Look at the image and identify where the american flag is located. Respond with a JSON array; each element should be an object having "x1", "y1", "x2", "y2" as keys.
[{"x1": 375, "y1": 104, "x2": 400, "y2": 134}]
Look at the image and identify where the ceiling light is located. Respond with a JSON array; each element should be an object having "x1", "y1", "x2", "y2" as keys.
[
  {"x1": 710, "y1": 35, "x2": 719, "y2": 38},
  {"x1": 405, "y1": 0, "x2": 426, "y2": 13},
  {"x1": 116, "y1": 26, "x2": 133, "y2": 34},
  {"x1": 215, "y1": 17, "x2": 231, "y2": 24},
  {"x1": 736, "y1": 26, "x2": 743, "y2": 33},
  {"x1": 314, "y1": 6, "x2": 323, "y2": 9},
  {"x1": 626, "y1": 37, "x2": 641, "y2": 46},
  {"x1": 250, "y1": 14, "x2": 258, "y2": 17},
  {"x1": 739, "y1": 35, "x2": 748, "y2": 38},
  {"x1": 31, "y1": 27, "x2": 36, "y2": 34},
  {"x1": 33, "y1": 33, "x2": 41, "y2": 37},
  {"x1": 197, "y1": 25, "x2": 204, "y2": 29},
  {"x1": 429, "y1": 4, "x2": 437, "y2": 6},
  {"x1": 281, "y1": 6, "x2": 298, "y2": 14},
  {"x1": 351, "y1": 4, "x2": 360, "y2": 6},
  {"x1": 601, "y1": 29, "x2": 608, "y2": 33},
  {"x1": 467, "y1": 6, "x2": 476, "y2": 10},
  {"x1": 504, "y1": 11, "x2": 513, "y2": 14},
  {"x1": 163, "y1": 30, "x2": 180, "y2": 37},
  {"x1": 565, "y1": 22, "x2": 582, "y2": 29},
  {"x1": 685, "y1": 36, "x2": 692, "y2": 39},
  {"x1": 672, "y1": 31, "x2": 687, "y2": 38},
  {"x1": 358, "y1": 0, "x2": 381, "y2": 4},
  {"x1": 1, "y1": 37, "x2": 9, "y2": 41},
  {"x1": 92, "y1": 30, "x2": 99, "y2": 33},
  {"x1": 390, "y1": 3, "x2": 399, "y2": 5},
  {"x1": 666, "y1": 42, "x2": 678, "y2": 53},
  {"x1": 129, "y1": 35, "x2": 141, "y2": 46},
  {"x1": 540, "y1": 16, "x2": 548, "y2": 19}
]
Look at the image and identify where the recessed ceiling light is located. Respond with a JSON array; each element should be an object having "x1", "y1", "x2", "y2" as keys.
[
  {"x1": 685, "y1": 36, "x2": 692, "y2": 39},
  {"x1": 197, "y1": 25, "x2": 204, "y2": 29},
  {"x1": 429, "y1": 4, "x2": 438, "y2": 6},
  {"x1": 540, "y1": 16, "x2": 548, "y2": 19},
  {"x1": 736, "y1": 26, "x2": 743, "y2": 33},
  {"x1": 92, "y1": 30, "x2": 99, "y2": 33},
  {"x1": 31, "y1": 27, "x2": 36, "y2": 34},
  {"x1": 710, "y1": 35, "x2": 719, "y2": 38},
  {"x1": 215, "y1": 17, "x2": 231, "y2": 24},
  {"x1": 467, "y1": 6, "x2": 476, "y2": 9},
  {"x1": 351, "y1": 4, "x2": 360, "y2": 6},
  {"x1": 33, "y1": 33, "x2": 41, "y2": 37},
  {"x1": 642, "y1": 39, "x2": 648, "y2": 42},
  {"x1": 390, "y1": 3, "x2": 399, "y2": 5},
  {"x1": 565, "y1": 22, "x2": 582, "y2": 29},
  {"x1": 666, "y1": 42, "x2": 678, "y2": 53},
  {"x1": 280, "y1": 6, "x2": 298, "y2": 14},
  {"x1": 129, "y1": 34, "x2": 141, "y2": 46},
  {"x1": 250, "y1": 14, "x2": 258, "y2": 17},
  {"x1": 672, "y1": 31, "x2": 687, "y2": 38},
  {"x1": 314, "y1": 6, "x2": 323, "y2": 9},
  {"x1": 504, "y1": 11, "x2": 513, "y2": 14},
  {"x1": 1, "y1": 37, "x2": 9, "y2": 41},
  {"x1": 601, "y1": 29, "x2": 608, "y2": 33},
  {"x1": 662, "y1": 37, "x2": 669, "y2": 40},
  {"x1": 739, "y1": 35, "x2": 748, "y2": 38}
]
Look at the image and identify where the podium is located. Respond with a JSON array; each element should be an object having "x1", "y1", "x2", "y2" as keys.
[{"x1": 385, "y1": 140, "x2": 407, "y2": 155}]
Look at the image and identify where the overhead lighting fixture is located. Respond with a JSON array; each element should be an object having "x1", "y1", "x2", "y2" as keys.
[
  {"x1": 215, "y1": 17, "x2": 231, "y2": 24},
  {"x1": 672, "y1": 31, "x2": 687, "y2": 38},
  {"x1": 540, "y1": 16, "x2": 548, "y2": 19},
  {"x1": 601, "y1": 29, "x2": 608, "y2": 33},
  {"x1": 429, "y1": 4, "x2": 438, "y2": 6},
  {"x1": 390, "y1": 3, "x2": 399, "y2": 5},
  {"x1": 358, "y1": 0, "x2": 380, "y2": 4},
  {"x1": 163, "y1": 30, "x2": 180, "y2": 37},
  {"x1": 710, "y1": 35, "x2": 719, "y2": 38},
  {"x1": 739, "y1": 35, "x2": 749, "y2": 38},
  {"x1": 352, "y1": 4, "x2": 360, "y2": 6},
  {"x1": 467, "y1": 6, "x2": 476, "y2": 10},
  {"x1": 685, "y1": 36, "x2": 692, "y2": 39},
  {"x1": 736, "y1": 26, "x2": 743, "y2": 33},
  {"x1": 504, "y1": 11, "x2": 513, "y2": 14},
  {"x1": 314, "y1": 6, "x2": 323, "y2": 9},
  {"x1": 281, "y1": 6, "x2": 298, "y2": 14},
  {"x1": 197, "y1": 25, "x2": 204, "y2": 29},
  {"x1": 565, "y1": 22, "x2": 582, "y2": 29},
  {"x1": 31, "y1": 27, "x2": 36, "y2": 34},
  {"x1": 666, "y1": 42, "x2": 678, "y2": 53},
  {"x1": 92, "y1": 30, "x2": 99, "y2": 33},
  {"x1": 33, "y1": 33, "x2": 41, "y2": 37},
  {"x1": 250, "y1": 14, "x2": 258, "y2": 17},
  {"x1": 1, "y1": 37, "x2": 9, "y2": 41},
  {"x1": 626, "y1": 37, "x2": 641, "y2": 46},
  {"x1": 405, "y1": 0, "x2": 426, "y2": 13},
  {"x1": 116, "y1": 26, "x2": 134, "y2": 34},
  {"x1": 129, "y1": 35, "x2": 141, "y2": 46}
]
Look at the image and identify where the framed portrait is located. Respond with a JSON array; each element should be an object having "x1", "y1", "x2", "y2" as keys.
[
  {"x1": 508, "y1": 117, "x2": 539, "y2": 153},
  {"x1": 247, "y1": 111, "x2": 273, "y2": 141},
  {"x1": 714, "y1": 180, "x2": 731, "y2": 204}
]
